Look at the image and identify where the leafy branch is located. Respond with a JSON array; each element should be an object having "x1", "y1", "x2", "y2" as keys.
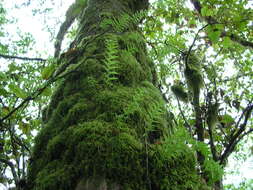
[{"x1": 190, "y1": 0, "x2": 253, "y2": 49}]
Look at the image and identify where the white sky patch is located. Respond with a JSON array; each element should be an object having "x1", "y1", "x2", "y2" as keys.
[{"x1": 2, "y1": 0, "x2": 75, "y2": 58}]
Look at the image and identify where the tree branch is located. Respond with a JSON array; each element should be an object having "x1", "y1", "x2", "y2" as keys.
[
  {"x1": 218, "y1": 72, "x2": 253, "y2": 83},
  {"x1": 0, "y1": 53, "x2": 46, "y2": 62},
  {"x1": 219, "y1": 103, "x2": 253, "y2": 165}
]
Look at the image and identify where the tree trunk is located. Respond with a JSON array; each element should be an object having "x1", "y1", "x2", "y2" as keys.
[{"x1": 27, "y1": 0, "x2": 202, "y2": 189}]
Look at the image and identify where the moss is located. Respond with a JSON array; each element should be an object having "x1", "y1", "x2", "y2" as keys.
[
  {"x1": 117, "y1": 50, "x2": 145, "y2": 85},
  {"x1": 35, "y1": 161, "x2": 77, "y2": 190},
  {"x1": 31, "y1": 118, "x2": 202, "y2": 190},
  {"x1": 78, "y1": 58, "x2": 105, "y2": 79}
]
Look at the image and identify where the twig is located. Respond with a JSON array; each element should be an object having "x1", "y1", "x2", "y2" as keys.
[
  {"x1": 176, "y1": 98, "x2": 192, "y2": 135},
  {"x1": 0, "y1": 53, "x2": 46, "y2": 62},
  {"x1": 185, "y1": 24, "x2": 209, "y2": 63}
]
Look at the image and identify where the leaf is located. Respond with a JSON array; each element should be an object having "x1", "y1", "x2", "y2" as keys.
[
  {"x1": 1, "y1": 106, "x2": 10, "y2": 116},
  {"x1": 19, "y1": 121, "x2": 31, "y2": 135},
  {"x1": 41, "y1": 64, "x2": 55, "y2": 80},
  {"x1": 188, "y1": 19, "x2": 196, "y2": 28},
  {"x1": 8, "y1": 63, "x2": 19, "y2": 72},
  {"x1": 31, "y1": 119, "x2": 41, "y2": 128},
  {"x1": 0, "y1": 71, "x2": 7, "y2": 81},
  {"x1": 221, "y1": 114, "x2": 234, "y2": 125},
  {"x1": 208, "y1": 30, "x2": 221, "y2": 44},
  {"x1": 201, "y1": 7, "x2": 213, "y2": 17},
  {"x1": 206, "y1": 25, "x2": 223, "y2": 44},
  {"x1": 42, "y1": 87, "x2": 52, "y2": 97},
  {"x1": 8, "y1": 84, "x2": 27, "y2": 99},
  {"x1": 222, "y1": 37, "x2": 232, "y2": 48},
  {"x1": 0, "y1": 88, "x2": 8, "y2": 97},
  {"x1": 77, "y1": 0, "x2": 87, "y2": 6}
]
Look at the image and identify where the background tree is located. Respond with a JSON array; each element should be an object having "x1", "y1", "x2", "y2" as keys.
[{"x1": 0, "y1": 0, "x2": 252, "y2": 189}]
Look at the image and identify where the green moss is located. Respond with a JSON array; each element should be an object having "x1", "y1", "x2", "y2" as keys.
[
  {"x1": 30, "y1": 77, "x2": 203, "y2": 189},
  {"x1": 117, "y1": 50, "x2": 145, "y2": 85},
  {"x1": 30, "y1": 118, "x2": 202, "y2": 190}
]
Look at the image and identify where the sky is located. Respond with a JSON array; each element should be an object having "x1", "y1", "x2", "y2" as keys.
[{"x1": 0, "y1": 0, "x2": 252, "y2": 189}]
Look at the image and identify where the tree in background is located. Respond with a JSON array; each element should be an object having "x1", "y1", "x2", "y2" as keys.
[{"x1": 0, "y1": 0, "x2": 252, "y2": 190}]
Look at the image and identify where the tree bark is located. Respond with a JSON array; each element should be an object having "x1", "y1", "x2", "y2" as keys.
[{"x1": 27, "y1": 0, "x2": 202, "y2": 189}]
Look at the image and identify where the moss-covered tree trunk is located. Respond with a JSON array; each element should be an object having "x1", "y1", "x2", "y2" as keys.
[{"x1": 27, "y1": 0, "x2": 202, "y2": 189}]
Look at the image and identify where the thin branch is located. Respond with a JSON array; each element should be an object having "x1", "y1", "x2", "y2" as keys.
[
  {"x1": 54, "y1": 1, "x2": 78, "y2": 58},
  {"x1": 186, "y1": 24, "x2": 209, "y2": 59},
  {"x1": 176, "y1": 98, "x2": 192, "y2": 136},
  {"x1": 232, "y1": 102, "x2": 253, "y2": 136},
  {"x1": 233, "y1": 128, "x2": 253, "y2": 151},
  {"x1": 218, "y1": 72, "x2": 253, "y2": 83},
  {"x1": 0, "y1": 96, "x2": 33, "y2": 123},
  {"x1": 0, "y1": 53, "x2": 46, "y2": 62},
  {"x1": 0, "y1": 158, "x2": 19, "y2": 185}
]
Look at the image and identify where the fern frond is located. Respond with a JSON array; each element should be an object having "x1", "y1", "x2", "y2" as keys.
[
  {"x1": 101, "y1": 10, "x2": 148, "y2": 32},
  {"x1": 103, "y1": 35, "x2": 119, "y2": 85}
]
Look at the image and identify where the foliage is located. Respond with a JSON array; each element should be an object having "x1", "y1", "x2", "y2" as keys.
[
  {"x1": 224, "y1": 179, "x2": 253, "y2": 190},
  {"x1": 0, "y1": 1, "x2": 55, "y2": 188}
]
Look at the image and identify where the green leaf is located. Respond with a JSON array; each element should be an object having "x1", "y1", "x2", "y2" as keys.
[
  {"x1": 8, "y1": 63, "x2": 19, "y2": 72},
  {"x1": 201, "y1": 7, "x2": 213, "y2": 17},
  {"x1": 208, "y1": 30, "x2": 221, "y2": 44},
  {"x1": 221, "y1": 114, "x2": 234, "y2": 124},
  {"x1": 0, "y1": 71, "x2": 7, "y2": 81},
  {"x1": 222, "y1": 37, "x2": 232, "y2": 48},
  {"x1": 8, "y1": 84, "x2": 27, "y2": 99},
  {"x1": 1, "y1": 106, "x2": 10, "y2": 116},
  {"x1": 0, "y1": 88, "x2": 8, "y2": 97},
  {"x1": 42, "y1": 87, "x2": 52, "y2": 97},
  {"x1": 41, "y1": 64, "x2": 55, "y2": 80},
  {"x1": 19, "y1": 121, "x2": 31, "y2": 135},
  {"x1": 76, "y1": 0, "x2": 87, "y2": 6}
]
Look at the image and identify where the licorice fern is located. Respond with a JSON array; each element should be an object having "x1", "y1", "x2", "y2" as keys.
[
  {"x1": 124, "y1": 31, "x2": 144, "y2": 54},
  {"x1": 101, "y1": 10, "x2": 148, "y2": 32},
  {"x1": 103, "y1": 35, "x2": 119, "y2": 86}
]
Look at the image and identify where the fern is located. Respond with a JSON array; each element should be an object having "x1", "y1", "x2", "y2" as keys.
[
  {"x1": 191, "y1": 139, "x2": 223, "y2": 185},
  {"x1": 101, "y1": 10, "x2": 148, "y2": 32},
  {"x1": 125, "y1": 32, "x2": 144, "y2": 54},
  {"x1": 103, "y1": 35, "x2": 119, "y2": 86}
]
